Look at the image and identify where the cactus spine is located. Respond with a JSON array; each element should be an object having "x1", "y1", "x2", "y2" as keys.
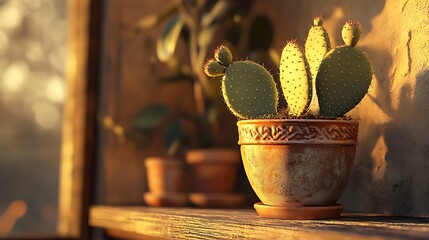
[
  {"x1": 204, "y1": 46, "x2": 278, "y2": 119},
  {"x1": 316, "y1": 20, "x2": 372, "y2": 117},
  {"x1": 279, "y1": 40, "x2": 312, "y2": 117}
]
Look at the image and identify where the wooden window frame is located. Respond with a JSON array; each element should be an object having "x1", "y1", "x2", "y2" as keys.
[{"x1": 57, "y1": 0, "x2": 103, "y2": 239}]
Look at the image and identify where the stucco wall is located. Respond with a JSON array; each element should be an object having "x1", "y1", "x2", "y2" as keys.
[{"x1": 282, "y1": 0, "x2": 429, "y2": 216}]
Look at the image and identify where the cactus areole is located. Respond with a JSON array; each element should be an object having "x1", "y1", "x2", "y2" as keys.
[{"x1": 204, "y1": 19, "x2": 372, "y2": 119}]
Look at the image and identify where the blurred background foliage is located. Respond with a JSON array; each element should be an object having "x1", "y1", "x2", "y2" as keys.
[{"x1": 103, "y1": 0, "x2": 279, "y2": 156}]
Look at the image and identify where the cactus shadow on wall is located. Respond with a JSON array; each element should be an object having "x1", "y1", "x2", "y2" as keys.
[
  {"x1": 377, "y1": 70, "x2": 429, "y2": 216},
  {"x1": 342, "y1": 66, "x2": 429, "y2": 217}
]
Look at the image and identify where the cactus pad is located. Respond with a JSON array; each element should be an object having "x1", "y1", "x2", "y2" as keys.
[
  {"x1": 222, "y1": 61, "x2": 278, "y2": 119},
  {"x1": 342, "y1": 20, "x2": 362, "y2": 47},
  {"x1": 305, "y1": 17, "x2": 331, "y2": 78},
  {"x1": 204, "y1": 59, "x2": 226, "y2": 77},
  {"x1": 280, "y1": 41, "x2": 312, "y2": 117},
  {"x1": 316, "y1": 46, "x2": 372, "y2": 117},
  {"x1": 304, "y1": 17, "x2": 331, "y2": 114},
  {"x1": 214, "y1": 45, "x2": 233, "y2": 66},
  {"x1": 204, "y1": 46, "x2": 278, "y2": 119}
]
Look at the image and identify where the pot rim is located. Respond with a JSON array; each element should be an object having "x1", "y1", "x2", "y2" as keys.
[
  {"x1": 237, "y1": 118, "x2": 359, "y2": 125},
  {"x1": 186, "y1": 148, "x2": 240, "y2": 164},
  {"x1": 237, "y1": 118, "x2": 359, "y2": 145},
  {"x1": 145, "y1": 156, "x2": 183, "y2": 167}
]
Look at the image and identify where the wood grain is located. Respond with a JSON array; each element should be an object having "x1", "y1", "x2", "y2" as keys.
[{"x1": 90, "y1": 206, "x2": 429, "y2": 240}]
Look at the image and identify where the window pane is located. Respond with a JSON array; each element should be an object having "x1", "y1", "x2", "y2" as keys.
[{"x1": 0, "y1": 0, "x2": 66, "y2": 237}]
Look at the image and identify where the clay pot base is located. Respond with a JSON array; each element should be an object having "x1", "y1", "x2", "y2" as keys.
[
  {"x1": 189, "y1": 193, "x2": 245, "y2": 208},
  {"x1": 254, "y1": 202, "x2": 343, "y2": 220},
  {"x1": 143, "y1": 192, "x2": 188, "y2": 207}
]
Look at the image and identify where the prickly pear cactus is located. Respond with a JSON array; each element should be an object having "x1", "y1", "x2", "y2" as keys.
[
  {"x1": 204, "y1": 46, "x2": 278, "y2": 119},
  {"x1": 316, "y1": 20, "x2": 372, "y2": 117},
  {"x1": 205, "y1": 18, "x2": 373, "y2": 120},
  {"x1": 279, "y1": 40, "x2": 312, "y2": 117},
  {"x1": 205, "y1": 59, "x2": 226, "y2": 77}
]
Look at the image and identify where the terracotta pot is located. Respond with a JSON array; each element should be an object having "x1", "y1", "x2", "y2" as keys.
[
  {"x1": 144, "y1": 156, "x2": 187, "y2": 207},
  {"x1": 237, "y1": 119, "x2": 358, "y2": 219},
  {"x1": 186, "y1": 149, "x2": 240, "y2": 193},
  {"x1": 145, "y1": 156, "x2": 186, "y2": 193}
]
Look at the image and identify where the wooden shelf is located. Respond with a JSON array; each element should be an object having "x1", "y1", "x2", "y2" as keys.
[{"x1": 90, "y1": 205, "x2": 429, "y2": 240}]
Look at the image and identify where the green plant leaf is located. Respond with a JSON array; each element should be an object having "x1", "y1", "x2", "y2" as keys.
[
  {"x1": 268, "y1": 47, "x2": 280, "y2": 66},
  {"x1": 156, "y1": 14, "x2": 184, "y2": 62},
  {"x1": 133, "y1": 104, "x2": 170, "y2": 131},
  {"x1": 201, "y1": 1, "x2": 230, "y2": 27},
  {"x1": 249, "y1": 15, "x2": 273, "y2": 51},
  {"x1": 198, "y1": 26, "x2": 216, "y2": 49},
  {"x1": 164, "y1": 119, "x2": 182, "y2": 149},
  {"x1": 205, "y1": 102, "x2": 220, "y2": 124},
  {"x1": 134, "y1": 4, "x2": 179, "y2": 32}
]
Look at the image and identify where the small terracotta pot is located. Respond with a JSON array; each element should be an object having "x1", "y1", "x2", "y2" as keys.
[
  {"x1": 186, "y1": 149, "x2": 240, "y2": 193},
  {"x1": 145, "y1": 156, "x2": 186, "y2": 193},
  {"x1": 237, "y1": 119, "x2": 358, "y2": 219},
  {"x1": 144, "y1": 156, "x2": 188, "y2": 207}
]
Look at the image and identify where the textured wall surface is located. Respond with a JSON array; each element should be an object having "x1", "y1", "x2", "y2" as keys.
[{"x1": 284, "y1": 0, "x2": 429, "y2": 217}]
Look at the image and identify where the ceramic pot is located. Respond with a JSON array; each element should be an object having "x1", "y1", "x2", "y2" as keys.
[
  {"x1": 237, "y1": 119, "x2": 358, "y2": 219},
  {"x1": 186, "y1": 148, "x2": 245, "y2": 207},
  {"x1": 144, "y1": 156, "x2": 187, "y2": 206},
  {"x1": 186, "y1": 149, "x2": 240, "y2": 192},
  {"x1": 145, "y1": 156, "x2": 185, "y2": 193}
]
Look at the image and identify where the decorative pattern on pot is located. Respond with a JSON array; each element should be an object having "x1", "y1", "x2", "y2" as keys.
[{"x1": 238, "y1": 119, "x2": 358, "y2": 145}]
